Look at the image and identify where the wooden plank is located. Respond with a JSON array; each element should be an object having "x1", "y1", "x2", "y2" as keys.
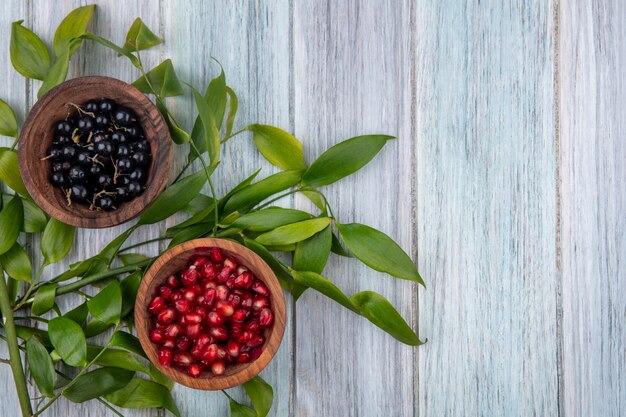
[
  {"x1": 166, "y1": 1, "x2": 294, "y2": 416},
  {"x1": 414, "y1": 1, "x2": 559, "y2": 416},
  {"x1": 292, "y1": 1, "x2": 416, "y2": 416},
  {"x1": 0, "y1": 2, "x2": 27, "y2": 415},
  {"x1": 559, "y1": 2, "x2": 626, "y2": 416}
]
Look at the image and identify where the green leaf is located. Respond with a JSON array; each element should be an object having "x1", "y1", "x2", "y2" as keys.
[
  {"x1": 225, "y1": 86, "x2": 238, "y2": 137},
  {"x1": 243, "y1": 376, "x2": 274, "y2": 417},
  {"x1": 302, "y1": 135, "x2": 395, "y2": 187},
  {"x1": 350, "y1": 291, "x2": 422, "y2": 345},
  {"x1": 218, "y1": 169, "x2": 261, "y2": 212},
  {"x1": 22, "y1": 198, "x2": 47, "y2": 233},
  {"x1": 41, "y1": 218, "x2": 75, "y2": 264},
  {"x1": 156, "y1": 100, "x2": 190, "y2": 144},
  {"x1": 118, "y1": 253, "x2": 149, "y2": 266},
  {"x1": 53, "y1": 4, "x2": 96, "y2": 56},
  {"x1": 0, "y1": 243, "x2": 32, "y2": 282},
  {"x1": 88, "y1": 281, "x2": 122, "y2": 325},
  {"x1": 189, "y1": 85, "x2": 220, "y2": 167},
  {"x1": 99, "y1": 229, "x2": 133, "y2": 264},
  {"x1": 86, "y1": 346, "x2": 145, "y2": 372},
  {"x1": 132, "y1": 59, "x2": 184, "y2": 97},
  {"x1": 139, "y1": 169, "x2": 208, "y2": 224},
  {"x1": 302, "y1": 189, "x2": 326, "y2": 211},
  {"x1": 0, "y1": 148, "x2": 29, "y2": 196},
  {"x1": 63, "y1": 367, "x2": 134, "y2": 403},
  {"x1": 110, "y1": 332, "x2": 146, "y2": 358},
  {"x1": 185, "y1": 193, "x2": 214, "y2": 214},
  {"x1": 80, "y1": 32, "x2": 140, "y2": 67},
  {"x1": 105, "y1": 378, "x2": 180, "y2": 417},
  {"x1": 292, "y1": 271, "x2": 355, "y2": 311},
  {"x1": 190, "y1": 69, "x2": 226, "y2": 161},
  {"x1": 230, "y1": 207, "x2": 311, "y2": 232},
  {"x1": 10, "y1": 20, "x2": 51, "y2": 80},
  {"x1": 167, "y1": 204, "x2": 214, "y2": 232},
  {"x1": 123, "y1": 18, "x2": 162, "y2": 52},
  {"x1": 38, "y1": 44, "x2": 73, "y2": 98},
  {"x1": 54, "y1": 257, "x2": 105, "y2": 283},
  {"x1": 26, "y1": 337, "x2": 56, "y2": 397},
  {"x1": 223, "y1": 170, "x2": 303, "y2": 215},
  {"x1": 293, "y1": 225, "x2": 332, "y2": 274},
  {"x1": 0, "y1": 196, "x2": 23, "y2": 255},
  {"x1": 168, "y1": 223, "x2": 210, "y2": 248},
  {"x1": 230, "y1": 399, "x2": 257, "y2": 417},
  {"x1": 242, "y1": 237, "x2": 294, "y2": 290},
  {"x1": 120, "y1": 270, "x2": 142, "y2": 317},
  {"x1": 337, "y1": 223, "x2": 423, "y2": 285},
  {"x1": 64, "y1": 302, "x2": 88, "y2": 325},
  {"x1": 330, "y1": 231, "x2": 351, "y2": 257},
  {"x1": 247, "y1": 124, "x2": 306, "y2": 171},
  {"x1": 148, "y1": 363, "x2": 174, "y2": 390},
  {"x1": 32, "y1": 283, "x2": 56, "y2": 315},
  {"x1": 0, "y1": 99, "x2": 18, "y2": 137},
  {"x1": 255, "y1": 217, "x2": 331, "y2": 246},
  {"x1": 48, "y1": 317, "x2": 86, "y2": 366}
]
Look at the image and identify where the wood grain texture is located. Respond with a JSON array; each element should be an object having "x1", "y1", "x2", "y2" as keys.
[
  {"x1": 292, "y1": 1, "x2": 416, "y2": 416},
  {"x1": 415, "y1": 1, "x2": 559, "y2": 416},
  {"x1": 136, "y1": 238, "x2": 286, "y2": 390},
  {"x1": 1, "y1": 0, "x2": 625, "y2": 416},
  {"x1": 559, "y1": 1, "x2": 626, "y2": 416}
]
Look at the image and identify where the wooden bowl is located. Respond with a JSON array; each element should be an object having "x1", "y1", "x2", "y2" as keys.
[
  {"x1": 135, "y1": 238, "x2": 287, "y2": 390},
  {"x1": 18, "y1": 76, "x2": 172, "y2": 228}
]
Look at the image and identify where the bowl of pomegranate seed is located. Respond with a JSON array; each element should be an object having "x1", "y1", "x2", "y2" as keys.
[{"x1": 135, "y1": 238, "x2": 286, "y2": 390}]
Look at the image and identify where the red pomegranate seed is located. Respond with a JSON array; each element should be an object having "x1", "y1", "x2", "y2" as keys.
[
  {"x1": 234, "y1": 272, "x2": 253, "y2": 288},
  {"x1": 166, "y1": 275, "x2": 180, "y2": 288},
  {"x1": 240, "y1": 293, "x2": 253, "y2": 309},
  {"x1": 148, "y1": 296, "x2": 165, "y2": 314},
  {"x1": 259, "y1": 308, "x2": 274, "y2": 328},
  {"x1": 217, "y1": 346, "x2": 227, "y2": 359},
  {"x1": 217, "y1": 268, "x2": 231, "y2": 283},
  {"x1": 215, "y1": 300, "x2": 234, "y2": 317},
  {"x1": 185, "y1": 313, "x2": 202, "y2": 324},
  {"x1": 181, "y1": 269, "x2": 198, "y2": 286},
  {"x1": 207, "y1": 311, "x2": 225, "y2": 326},
  {"x1": 209, "y1": 248, "x2": 223, "y2": 262},
  {"x1": 211, "y1": 359, "x2": 225, "y2": 375},
  {"x1": 209, "y1": 326, "x2": 229, "y2": 341},
  {"x1": 249, "y1": 346, "x2": 263, "y2": 361},
  {"x1": 223, "y1": 258, "x2": 237, "y2": 271},
  {"x1": 171, "y1": 292, "x2": 182, "y2": 302},
  {"x1": 237, "y1": 331, "x2": 253, "y2": 344},
  {"x1": 227, "y1": 341, "x2": 240, "y2": 358},
  {"x1": 158, "y1": 347, "x2": 173, "y2": 366},
  {"x1": 216, "y1": 285, "x2": 229, "y2": 301},
  {"x1": 188, "y1": 363, "x2": 202, "y2": 377},
  {"x1": 251, "y1": 280, "x2": 269, "y2": 296},
  {"x1": 247, "y1": 334, "x2": 264, "y2": 348},
  {"x1": 190, "y1": 256, "x2": 209, "y2": 268},
  {"x1": 244, "y1": 319, "x2": 260, "y2": 332},
  {"x1": 196, "y1": 334, "x2": 212, "y2": 348},
  {"x1": 191, "y1": 344, "x2": 203, "y2": 359},
  {"x1": 236, "y1": 265, "x2": 249, "y2": 275},
  {"x1": 173, "y1": 351, "x2": 192, "y2": 367},
  {"x1": 203, "y1": 288, "x2": 216, "y2": 307},
  {"x1": 165, "y1": 324, "x2": 182, "y2": 339},
  {"x1": 183, "y1": 288, "x2": 198, "y2": 302},
  {"x1": 203, "y1": 280, "x2": 217, "y2": 290},
  {"x1": 231, "y1": 309, "x2": 248, "y2": 322},
  {"x1": 157, "y1": 308, "x2": 177, "y2": 325},
  {"x1": 252, "y1": 295, "x2": 270, "y2": 311},
  {"x1": 158, "y1": 285, "x2": 173, "y2": 300},
  {"x1": 162, "y1": 339, "x2": 175, "y2": 349},
  {"x1": 174, "y1": 299, "x2": 191, "y2": 314},
  {"x1": 230, "y1": 322, "x2": 243, "y2": 336},
  {"x1": 195, "y1": 306, "x2": 208, "y2": 319},
  {"x1": 200, "y1": 262, "x2": 217, "y2": 279},
  {"x1": 150, "y1": 329, "x2": 165, "y2": 344},
  {"x1": 237, "y1": 352, "x2": 250, "y2": 363},
  {"x1": 202, "y1": 344, "x2": 219, "y2": 362},
  {"x1": 186, "y1": 323, "x2": 202, "y2": 338},
  {"x1": 176, "y1": 335, "x2": 191, "y2": 351},
  {"x1": 228, "y1": 292, "x2": 242, "y2": 307}
]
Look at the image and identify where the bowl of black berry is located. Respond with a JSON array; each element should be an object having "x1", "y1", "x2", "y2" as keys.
[{"x1": 18, "y1": 76, "x2": 172, "y2": 228}]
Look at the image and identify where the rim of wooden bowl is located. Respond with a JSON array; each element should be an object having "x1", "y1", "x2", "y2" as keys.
[
  {"x1": 135, "y1": 238, "x2": 287, "y2": 390},
  {"x1": 18, "y1": 76, "x2": 172, "y2": 228}
]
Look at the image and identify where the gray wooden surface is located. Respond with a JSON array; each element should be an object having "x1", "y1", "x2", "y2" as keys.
[{"x1": 0, "y1": 0, "x2": 624, "y2": 416}]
